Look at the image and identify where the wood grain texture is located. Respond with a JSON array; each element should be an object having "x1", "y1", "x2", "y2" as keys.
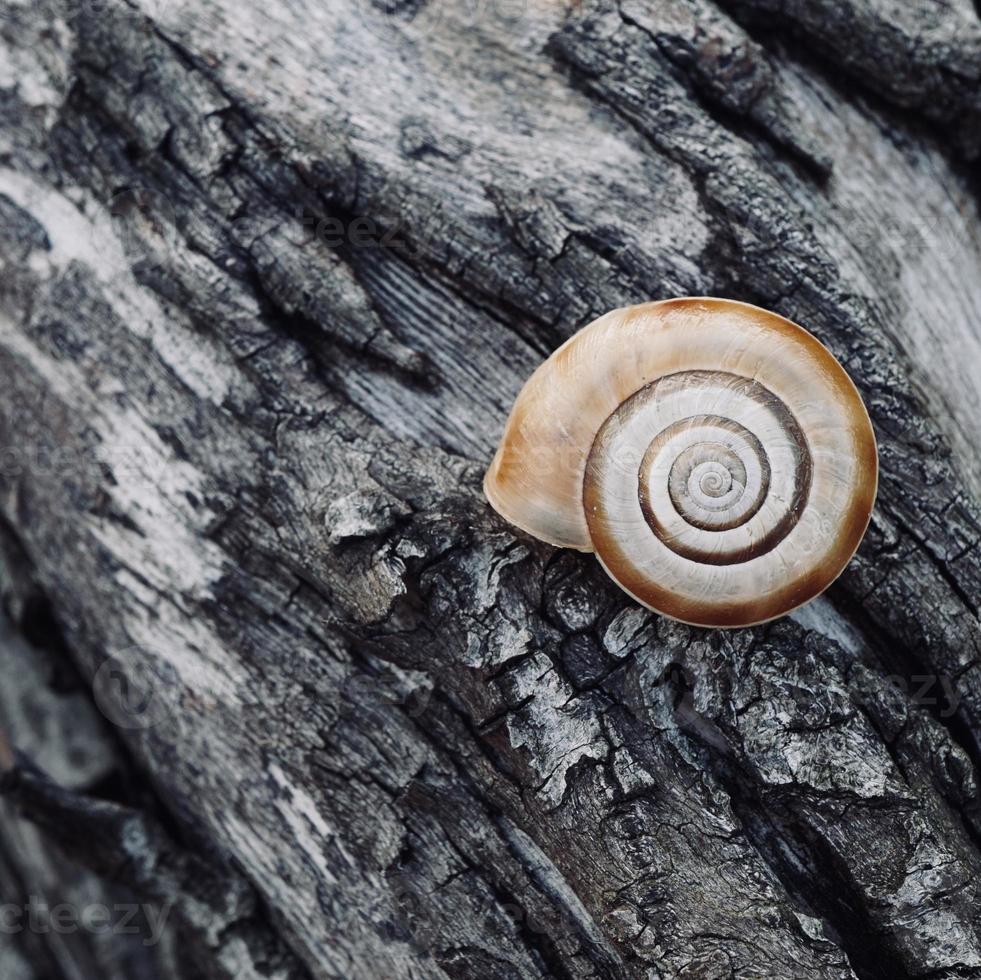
[{"x1": 0, "y1": 0, "x2": 979, "y2": 977}]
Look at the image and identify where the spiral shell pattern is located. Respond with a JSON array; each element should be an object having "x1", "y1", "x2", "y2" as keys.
[
  {"x1": 484, "y1": 298, "x2": 878, "y2": 627},
  {"x1": 589, "y1": 371, "x2": 811, "y2": 567}
]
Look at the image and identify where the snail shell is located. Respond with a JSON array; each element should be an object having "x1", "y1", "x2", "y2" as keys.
[{"x1": 484, "y1": 298, "x2": 877, "y2": 628}]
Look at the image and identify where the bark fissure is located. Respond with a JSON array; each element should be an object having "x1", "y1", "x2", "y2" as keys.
[{"x1": 2, "y1": 0, "x2": 981, "y2": 976}]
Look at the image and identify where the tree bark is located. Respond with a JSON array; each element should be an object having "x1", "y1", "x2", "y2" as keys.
[{"x1": 1, "y1": 0, "x2": 981, "y2": 977}]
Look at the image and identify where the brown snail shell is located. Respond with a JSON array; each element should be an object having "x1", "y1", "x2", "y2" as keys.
[{"x1": 484, "y1": 298, "x2": 877, "y2": 628}]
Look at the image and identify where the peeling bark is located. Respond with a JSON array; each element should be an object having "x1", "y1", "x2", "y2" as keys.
[{"x1": 1, "y1": 0, "x2": 981, "y2": 977}]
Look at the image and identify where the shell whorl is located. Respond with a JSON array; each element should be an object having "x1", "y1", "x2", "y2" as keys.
[
  {"x1": 484, "y1": 298, "x2": 878, "y2": 628},
  {"x1": 591, "y1": 371, "x2": 812, "y2": 568}
]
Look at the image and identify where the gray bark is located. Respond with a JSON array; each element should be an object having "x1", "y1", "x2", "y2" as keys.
[{"x1": 0, "y1": 0, "x2": 981, "y2": 977}]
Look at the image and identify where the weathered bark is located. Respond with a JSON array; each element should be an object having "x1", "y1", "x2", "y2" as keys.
[{"x1": 1, "y1": 0, "x2": 981, "y2": 977}]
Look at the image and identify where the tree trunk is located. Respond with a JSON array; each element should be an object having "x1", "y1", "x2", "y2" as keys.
[{"x1": 1, "y1": 0, "x2": 981, "y2": 977}]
